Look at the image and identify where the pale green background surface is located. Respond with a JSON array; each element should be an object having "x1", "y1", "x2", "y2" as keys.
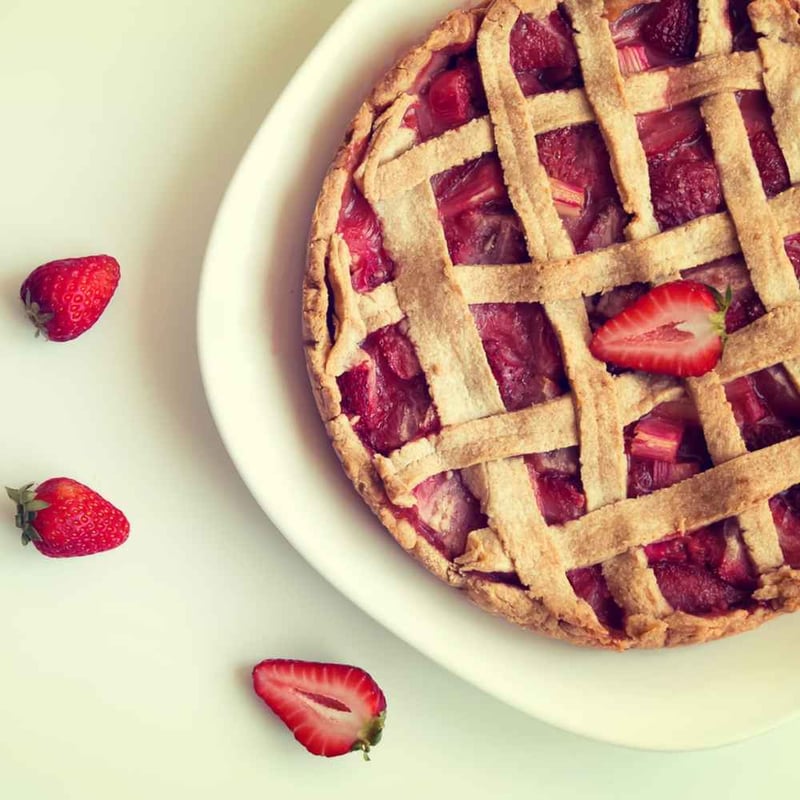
[{"x1": 0, "y1": 1, "x2": 795, "y2": 797}]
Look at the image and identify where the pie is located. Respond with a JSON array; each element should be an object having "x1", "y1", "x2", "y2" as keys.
[{"x1": 303, "y1": 0, "x2": 800, "y2": 649}]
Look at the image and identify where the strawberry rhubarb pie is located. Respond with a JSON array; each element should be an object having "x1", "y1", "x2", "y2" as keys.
[{"x1": 303, "y1": 0, "x2": 800, "y2": 648}]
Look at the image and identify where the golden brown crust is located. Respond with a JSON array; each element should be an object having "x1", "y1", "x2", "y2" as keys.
[{"x1": 303, "y1": 0, "x2": 800, "y2": 650}]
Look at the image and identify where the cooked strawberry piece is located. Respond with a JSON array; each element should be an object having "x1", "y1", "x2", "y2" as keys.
[
  {"x1": 443, "y1": 210, "x2": 529, "y2": 265},
  {"x1": 641, "y1": 0, "x2": 698, "y2": 59},
  {"x1": 723, "y1": 366, "x2": 800, "y2": 452},
  {"x1": 410, "y1": 471, "x2": 486, "y2": 559},
  {"x1": 415, "y1": 55, "x2": 488, "y2": 140},
  {"x1": 590, "y1": 280, "x2": 726, "y2": 377},
  {"x1": 376, "y1": 325, "x2": 422, "y2": 380},
  {"x1": 432, "y1": 156, "x2": 530, "y2": 265},
  {"x1": 337, "y1": 183, "x2": 395, "y2": 291},
  {"x1": 433, "y1": 156, "x2": 508, "y2": 219},
  {"x1": 644, "y1": 534, "x2": 687, "y2": 563},
  {"x1": 649, "y1": 156, "x2": 723, "y2": 230},
  {"x1": 654, "y1": 562, "x2": 750, "y2": 614},
  {"x1": 537, "y1": 124, "x2": 624, "y2": 247},
  {"x1": 471, "y1": 303, "x2": 568, "y2": 411},
  {"x1": 748, "y1": 130, "x2": 790, "y2": 197},
  {"x1": 529, "y1": 468, "x2": 586, "y2": 525},
  {"x1": 509, "y1": 11, "x2": 580, "y2": 96},
  {"x1": 578, "y1": 200, "x2": 628, "y2": 254},
  {"x1": 752, "y1": 366, "x2": 800, "y2": 422},
  {"x1": 537, "y1": 125, "x2": 616, "y2": 196},
  {"x1": 729, "y1": 0, "x2": 758, "y2": 51},
  {"x1": 637, "y1": 106, "x2": 705, "y2": 159},
  {"x1": 617, "y1": 44, "x2": 651, "y2": 75},
  {"x1": 683, "y1": 257, "x2": 764, "y2": 334},
  {"x1": 717, "y1": 525, "x2": 758, "y2": 588},
  {"x1": 770, "y1": 491, "x2": 800, "y2": 568},
  {"x1": 630, "y1": 416, "x2": 684, "y2": 462},
  {"x1": 785, "y1": 233, "x2": 800, "y2": 278},
  {"x1": 684, "y1": 526, "x2": 726, "y2": 572},
  {"x1": 725, "y1": 376, "x2": 768, "y2": 425},
  {"x1": 252, "y1": 659, "x2": 386, "y2": 759},
  {"x1": 337, "y1": 324, "x2": 438, "y2": 455},
  {"x1": 529, "y1": 447, "x2": 580, "y2": 476},
  {"x1": 567, "y1": 565, "x2": 624, "y2": 629}
]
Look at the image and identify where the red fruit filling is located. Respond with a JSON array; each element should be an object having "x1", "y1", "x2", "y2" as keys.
[
  {"x1": 537, "y1": 124, "x2": 628, "y2": 252},
  {"x1": 337, "y1": 323, "x2": 438, "y2": 455},
  {"x1": 626, "y1": 402, "x2": 711, "y2": 498},
  {"x1": 432, "y1": 155, "x2": 529, "y2": 265},
  {"x1": 737, "y1": 91, "x2": 790, "y2": 197},
  {"x1": 471, "y1": 303, "x2": 568, "y2": 411},
  {"x1": 567, "y1": 565, "x2": 625, "y2": 629},
  {"x1": 729, "y1": 0, "x2": 758, "y2": 52},
  {"x1": 637, "y1": 104, "x2": 724, "y2": 230},
  {"x1": 610, "y1": 0, "x2": 698, "y2": 70},
  {"x1": 400, "y1": 471, "x2": 486, "y2": 560},
  {"x1": 337, "y1": 182, "x2": 395, "y2": 292},
  {"x1": 525, "y1": 449, "x2": 586, "y2": 525},
  {"x1": 645, "y1": 520, "x2": 757, "y2": 614},
  {"x1": 724, "y1": 367, "x2": 800, "y2": 452},
  {"x1": 769, "y1": 487, "x2": 800, "y2": 568},
  {"x1": 683, "y1": 257, "x2": 764, "y2": 334},
  {"x1": 509, "y1": 10, "x2": 581, "y2": 96},
  {"x1": 409, "y1": 50, "x2": 489, "y2": 141}
]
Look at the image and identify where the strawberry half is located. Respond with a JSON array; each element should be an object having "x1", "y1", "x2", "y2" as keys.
[
  {"x1": 589, "y1": 280, "x2": 729, "y2": 377},
  {"x1": 252, "y1": 659, "x2": 387, "y2": 759}
]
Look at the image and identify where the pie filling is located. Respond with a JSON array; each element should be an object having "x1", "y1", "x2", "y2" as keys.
[{"x1": 329, "y1": 0, "x2": 800, "y2": 631}]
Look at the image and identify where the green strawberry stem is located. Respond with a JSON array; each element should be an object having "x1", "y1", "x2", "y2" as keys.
[{"x1": 5, "y1": 483, "x2": 49, "y2": 545}]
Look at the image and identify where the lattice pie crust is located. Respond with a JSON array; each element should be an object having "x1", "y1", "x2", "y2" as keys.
[{"x1": 303, "y1": 0, "x2": 800, "y2": 648}]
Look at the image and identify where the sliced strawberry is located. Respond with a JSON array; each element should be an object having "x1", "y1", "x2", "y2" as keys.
[
  {"x1": 337, "y1": 183, "x2": 395, "y2": 292},
  {"x1": 644, "y1": 534, "x2": 687, "y2": 563},
  {"x1": 537, "y1": 125, "x2": 616, "y2": 197},
  {"x1": 637, "y1": 106, "x2": 705, "y2": 159},
  {"x1": 630, "y1": 416, "x2": 684, "y2": 462},
  {"x1": 590, "y1": 280, "x2": 727, "y2": 377},
  {"x1": 252, "y1": 659, "x2": 386, "y2": 759},
  {"x1": 472, "y1": 303, "x2": 567, "y2": 411},
  {"x1": 649, "y1": 156, "x2": 723, "y2": 230},
  {"x1": 338, "y1": 358, "x2": 378, "y2": 420},
  {"x1": 567, "y1": 565, "x2": 624, "y2": 629},
  {"x1": 641, "y1": 0, "x2": 698, "y2": 59},
  {"x1": 411, "y1": 471, "x2": 486, "y2": 559}
]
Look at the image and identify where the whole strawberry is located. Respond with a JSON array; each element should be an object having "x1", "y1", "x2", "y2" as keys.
[
  {"x1": 6, "y1": 478, "x2": 129, "y2": 557},
  {"x1": 20, "y1": 255, "x2": 120, "y2": 341},
  {"x1": 252, "y1": 659, "x2": 387, "y2": 759}
]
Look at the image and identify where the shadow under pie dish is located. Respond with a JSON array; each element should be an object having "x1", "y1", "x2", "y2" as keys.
[{"x1": 302, "y1": 0, "x2": 800, "y2": 649}]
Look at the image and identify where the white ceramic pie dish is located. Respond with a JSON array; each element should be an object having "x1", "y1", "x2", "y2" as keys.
[{"x1": 197, "y1": 0, "x2": 800, "y2": 750}]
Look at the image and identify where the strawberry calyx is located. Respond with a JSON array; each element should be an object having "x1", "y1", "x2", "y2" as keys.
[
  {"x1": 22, "y1": 290, "x2": 55, "y2": 339},
  {"x1": 5, "y1": 483, "x2": 49, "y2": 545},
  {"x1": 707, "y1": 284, "x2": 733, "y2": 342},
  {"x1": 351, "y1": 711, "x2": 386, "y2": 761}
]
